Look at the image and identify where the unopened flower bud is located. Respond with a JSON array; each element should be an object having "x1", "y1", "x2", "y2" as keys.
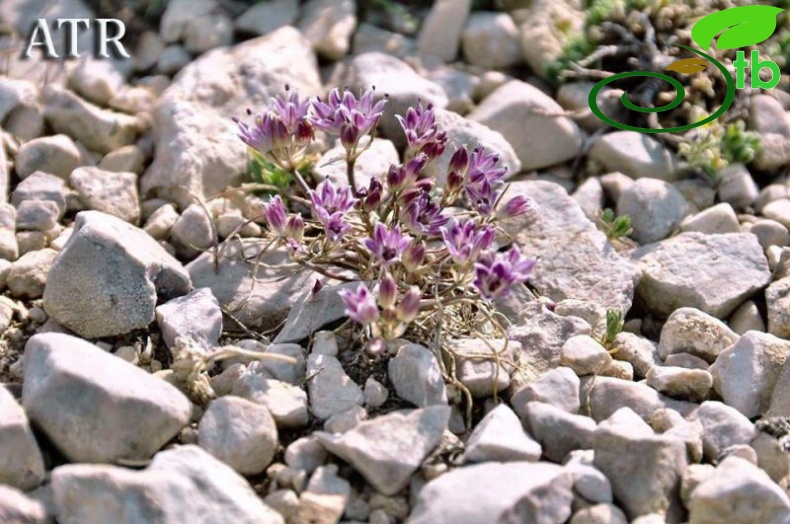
[
  {"x1": 448, "y1": 146, "x2": 470, "y2": 173},
  {"x1": 497, "y1": 195, "x2": 534, "y2": 219},
  {"x1": 397, "y1": 287, "x2": 421, "y2": 323},
  {"x1": 263, "y1": 195, "x2": 288, "y2": 237},
  {"x1": 378, "y1": 273, "x2": 397, "y2": 309},
  {"x1": 402, "y1": 241, "x2": 426, "y2": 272},
  {"x1": 285, "y1": 214, "x2": 304, "y2": 242},
  {"x1": 362, "y1": 178, "x2": 382, "y2": 212}
]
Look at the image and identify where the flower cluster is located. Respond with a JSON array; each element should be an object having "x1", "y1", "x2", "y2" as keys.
[{"x1": 234, "y1": 87, "x2": 538, "y2": 353}]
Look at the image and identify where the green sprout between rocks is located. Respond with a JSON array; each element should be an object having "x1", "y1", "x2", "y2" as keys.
[
  {"x1": 597, "y1": 208, "x2": 633, "y2": 240},
  {"x1": 601, "y1": 309, "x2": 625, "y2": 350}
]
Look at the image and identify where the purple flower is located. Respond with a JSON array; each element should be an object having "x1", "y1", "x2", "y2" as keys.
[
  {"x1": 473, "y1": 247, "x2": 537, "y2": 300},
  {"x1": 497, "y1": 195, "x2": 535, "y2": 219},
  {"x1": 363, "y1": 223, "x2": 412, "y2": 267},
  {"x1": 324, "y1": 212, "x2": 352, "y2": 243},
  {"x1": 441, "y1": 219, "x2": 495, "y2": 265},
  {"x1": 447, "y1": 146, "x2": 508, "y2": 194},
  {"x1": 310, "y1": 88, "x2": 388, "y2": 152},
  {"x1": 464, "y1": 182, "x2": 500, "y2": 217},
  {"x1": 396, "y1": 102, "x2": 448, "y2": 159},
  {"x1": 233, "y1": 89, "x2": 313, "y2": 164},
  {"x1": 310, "y1": 179, "x2": 357, "y2": 220},
  {"x1": 263, "y1": 195, "x2": 288, "y2": 236},
  {"x1": 339, "y1": 284, "x2": 379, "y2": 325},
  {"x1": 401, "y1": 190, "x2": 449, "y2": 236},
  {"x1": 386, "y1": 155, "x2": 428, "y2": 192},
  {"x1": 285, "y1": 214, "x2": 304, "y2": 242}
]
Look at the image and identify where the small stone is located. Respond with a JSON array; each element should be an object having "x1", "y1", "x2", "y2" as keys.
[
  {"x1": 462, "y1": 404, "x2": 541, "y2": 463},
  {"x1": 690, "y1": 401, "x2": 758, "y2": 461},
  {"x1": 0, "y1": 386, "x2": 45, "y2": 490},
  {"x1": 646, "y1": 366, "x2": 712, "y2": 403},
  {"x1": 285, "y1": 436, "x2": 328, "y2": 474},
  {"x1": 298, "y1": 0, "x2": 357, "y2": 61},
  {"x1": 461, "y1": 12, "x2": 522, "y2": 69},
  {"x1": 364, "y1": 377, "x2": 389, "y2": 408},
  {"x1": 198, "y1": 396, "x2": 278, "y2": 475},
  {"x1": 184, "y1": 14, "x2": 233, "y2": 54},
  {"x1": 658, "y1": 307, "x2": 739, "y2": 363},
  {"x1": 717, "y1": 163, "x2": 759, "y2": 209},
  {"x1": 144, "y1": 203, "x2": 179, "y2": 240},
  {"x1": 156, "y1": 288, "x2": 222, "y2": 349},
  {"x1": 632, "y1": 232, "x2": 770, "y2": 319},
  {"x1": 43, "y1": 211, "x2": 192, "y2": 339},
  {"x1": 409, "y1": 462, "x2": 574, "y2": 524},
  {"x1": 69, "y1": 166, "x2": 140, "y2": 225},
  {"x1": 617, "y1": 178, "x2": 687, "y2": 244},
  {"x1": 297, "y1": 464, "x2": 351, "y2": 524},
  {"x1": 447, "y1": 338, "x2": 514, "y2": 398},
  {"x1": 751, "y1": 95, "x2": 790, "y2": 137},
  {"x1": 582, "y1": 376, "x2": 689, "y2": 423},
  {"x1": 169, "y1": 203, "x2": 213, "y2": 259},
  {"x1": 352, "y1": 23, "x2": 414, "y2": 57},
  {"x1": 594, "y1": 408, "x2": 687, "y2": 521},
  {"x1": 710, "y1": 331, "x2": 790, "y2": 418},
  {"x1": 67, "y1": 58, "x2": 125, "y2": 107},
  {"x1": 98, "y1": 145, "x2": 146, "y2": 174},
  {"x1": 561, "y1": 335, "x2": 613, "y2": 376},
  {"x1": 264, "y1": 490, "x2": 300, "y2": 521},
  {"x1": 468, "y1": 80, "x2": 583, "y2": 171},
  {"x1": 273, "y1": 282, "x2": 356, "y2": 344},
  {"x1": 751, "y1": 219, "x2": 790, "y2": 251},
  {"x1": 563, "y1": 452, "x2": 613, "y2": 504},
  {"x1": 43, "y1": 85, "x2": 140, "y2": 154},
  {"x1": 572, "y1": 177, "x2": 604, "y2": 221},
  {"x1": 245, "y1": 343, "x2": 306, "y2": 385},
  {"x1": 511, "y1": 366, "x2": 581, "y2": 416},
  {"x1": 751, "y1": 432, "x2": 790, "y2": 483},
  {"x1": 0, "y1": 204, "x2": 18, "y2": 261},
  {"x1": 307, "y1": 354, "x2": 364, "y2": 420},
  {"x1": 688, "y1": 456, "x2": 790, "y2": 524},
  {"x1": 729, "y1": 300, "x2": 766, "y2": 335},
  {"x1": 427, "y1": 68, "x2": 477, "y2": 114},
  {"x1": 324, "y1": 405, "x2": 367, "y2": 434},
  {"x1": 388, "y1": 343, "x2": 447, "y2": 407},
  {"x1": 14, "y1": 134, "x2": 80, "y2": 179},
  {"x1": 157, "y1": 45, "x2": 192, "y2": 75},
  {"x1": 417, "y1": 0, "x2": 471, "y2": 62},
  {"x1": 664, "y1": 352, "x2": 710, "y2": 370},
  {"x1": 160, "y1": 0, "x2": 218, "y2": 42},
  {"x1": 0, "y1": 485, "x2": 49, "y2": 524},
  {"x1": 15, "y1": 200, "x2": 59, "y2": 232},
  {"x1": 763, "y1": 199, "x2": 790, "y2": 229},
  {"x1": 7, "y1": 248, "x2": 57, "y2": 299},
  {"x1": 680, "y1": 463, "x2": 715, "y2": 508},
  {"x1": 315, "y1": 406, "x2": 450, "y2": 496},
  {"x1": 522, "y1": 401, "x2": 597, "y2": 463},
  {"x1": 134, "y1": 31, "x2": 165, "y2": 72},
  {"x1": 600, "y1": 172, "x2": 634, "y2": 203},
  {"x1": 569, "y1": 504, "x2": 628, "y2": 524},
  {"x1": 590, "y1": 132, "x2": 680, "y2": 181},
  {"x1": 11, "y1": 171, "x2": 67, "y2": 217},
  {"x1": 679, "y1": 203, "x2": 740, "y2": 235},
  {"x1": 235, "y1": 0, "x2": 299, "y2": 36},
  {"x1": 23, "y1": 333, "x2": 191, "y2": 463},
  {"x1": 51, "y1": 445, "x2": 283, "y2": 523},
  {"x1": 232, "y1": 376, "x2": 309, "y2": 429}
]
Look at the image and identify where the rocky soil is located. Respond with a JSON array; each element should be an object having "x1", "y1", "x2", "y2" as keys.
[{"x1": 1, "y1": 0, "x2": 790, "y2": 523}]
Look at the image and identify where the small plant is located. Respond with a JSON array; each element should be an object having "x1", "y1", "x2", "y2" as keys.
[
  {"x1": 678, "y1": 121, "x2": 761, "y2": 179},
  {"x1": 600, "y1": 309, "x2": 624, "y2": 349},
  {"x1": 597, "y1": 208, "x2": 633, "y2": 240},
  {"x1": 231, "y1": 87, "x2": 537, "y2": 361}
]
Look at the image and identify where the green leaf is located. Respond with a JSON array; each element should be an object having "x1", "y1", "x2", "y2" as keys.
[{"x1": 692, "y1": 5, "x2": 784, "y2": 50}]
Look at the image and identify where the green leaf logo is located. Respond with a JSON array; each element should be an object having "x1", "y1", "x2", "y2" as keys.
[{"x1": 692, "y1": 5, "x2": 784, "y2": 50}]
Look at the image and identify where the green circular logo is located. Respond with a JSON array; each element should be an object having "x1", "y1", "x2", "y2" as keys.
[{"x1": 587, "y1": 45, "x2": 736, "y2": 133}]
